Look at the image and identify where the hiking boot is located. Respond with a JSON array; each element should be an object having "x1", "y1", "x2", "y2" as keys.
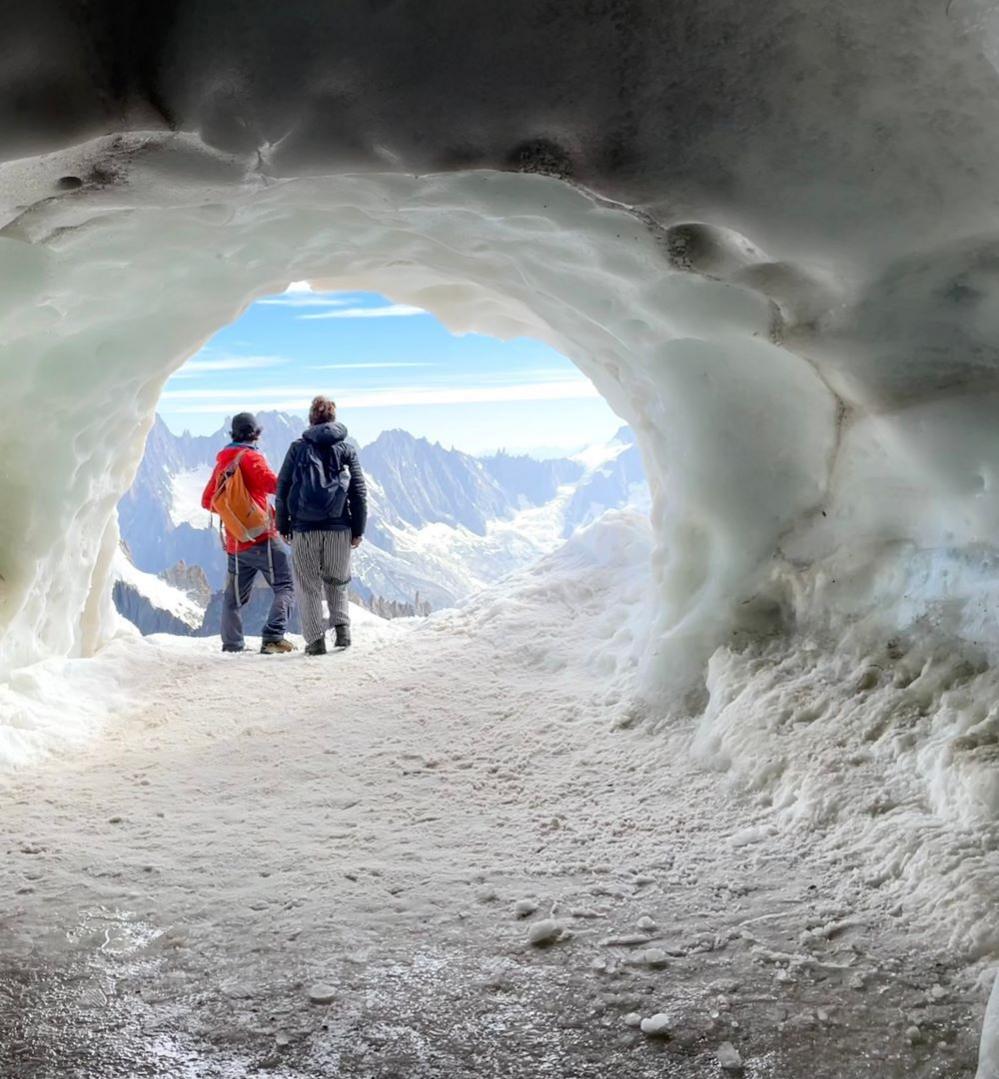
[
  {"x1": 305, "y1": 637, "x2": 327, "y2": 656},
  {"x1": 260, "y1": 638, "x2": 296, "y2": 655},
  {"x1": 333, "y1": 625, "x2": 351, "y2": 649},
  {"x1": 222, "y1": 644, "x2": 245, "y2": 653}
]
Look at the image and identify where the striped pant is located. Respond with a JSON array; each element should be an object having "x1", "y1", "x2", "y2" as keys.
[{"x1": 290, "y1": 530, "x2": 353, "y2": 644}]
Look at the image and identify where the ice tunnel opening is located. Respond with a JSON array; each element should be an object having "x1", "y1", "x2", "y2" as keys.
[
  {"x1": 116, "y1": 278, "x2": 640, "y2": 637},
  {"x1": 0, "y1": 158, "x2": 841, "y2": 712},
  {"x1": 3, "y1": 153, "x2": 998, "y2": 972},
  {"x1": 1, "y1": 158, "x2": 999, "y2": 1078},
  {"x1": 4, "y1": 1, "x2": 999, "y2": 1064},
  {"x1": 5, "y1": 154, "x2": 997, "y2": 948}
]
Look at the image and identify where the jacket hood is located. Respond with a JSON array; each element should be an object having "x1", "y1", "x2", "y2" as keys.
[{"x1": 302, "y1": 421, "x2": 348, "y2": 445}]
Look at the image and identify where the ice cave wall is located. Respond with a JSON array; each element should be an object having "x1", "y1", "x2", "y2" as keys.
[
  {"x1": 0, "y1": 158, "x2": 837, "y2": 695},
  {"x1": 3, "y1": 0, "x2": 999, "y2": 707}
]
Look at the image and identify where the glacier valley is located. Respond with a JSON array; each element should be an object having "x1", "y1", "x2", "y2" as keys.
[{"x1": 112, "y1": 412, "x2": 649, "y2": 632}]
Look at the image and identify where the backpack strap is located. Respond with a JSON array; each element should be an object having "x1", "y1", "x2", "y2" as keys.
[
  {"x1": 224, "y1": 449, "x2": 249, "y2": 482},
  {"x1": 215, "y1": 449, "x2": 249, "y2": 495}
]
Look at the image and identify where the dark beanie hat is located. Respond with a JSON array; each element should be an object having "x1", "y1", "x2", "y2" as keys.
[{"x1": 231, "y1": 412, "x2": 261, "y2": 441}]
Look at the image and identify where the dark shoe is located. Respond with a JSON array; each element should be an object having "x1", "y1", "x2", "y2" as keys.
[
  {"x1": 333, "y1": 625, "x2": 351, "y2": 649},
  {"x1": 305, "y1": 637, "x2": 327, "y2": 656},
  {"x1": 222, "y1": 644, "x2": 245, "y2": 653},
  {"x1": 261, "y1": 638, "x2": 296, "y2": 655}
]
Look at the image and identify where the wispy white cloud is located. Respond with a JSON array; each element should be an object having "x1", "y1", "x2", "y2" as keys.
[
  {"x1": 353, "y1": 381, "x2": 599, "y2": 407},
  {"x1": 170, "y1": 355, "x2": 290, "y2": 377},
  {"x1": 256, "y1": 295, "x2": 355, "y2": 308},
  {"x1": 307, "y1": 362, "x2": 436, "y2": 370},
  {"x1": 299, "y1": 304, "x2": 426, "y2": 321},
  {"x1": 434, "y1": 367, "x2": 585, "y2": 385},
  {"x1": 162, "y1": 385, "x2": 332, "y2": 400},
  {"x1": 164, "y1": 379, "x2": 599, "y2": 413}
]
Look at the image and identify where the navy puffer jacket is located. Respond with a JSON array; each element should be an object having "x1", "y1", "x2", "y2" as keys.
[{"x1": 275, "y1": 422, "x2": 368, "y2": 537}]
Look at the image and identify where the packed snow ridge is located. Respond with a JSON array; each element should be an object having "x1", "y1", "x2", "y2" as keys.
[{"x1": 1, "y1": 0, "x2": 999, "y2": 1061}]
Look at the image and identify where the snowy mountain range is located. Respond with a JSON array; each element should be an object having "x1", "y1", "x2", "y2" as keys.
[{"x1": 115, "y1": 411, "x2": 649, "y2": 635}]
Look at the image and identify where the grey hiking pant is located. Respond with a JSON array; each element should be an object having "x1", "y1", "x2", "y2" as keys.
[{"x1": 291, "y1": 530, "x2": 353, "y2": 644}]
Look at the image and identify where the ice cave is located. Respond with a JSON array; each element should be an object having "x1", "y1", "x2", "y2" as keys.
[{"x1": 2, "y1": 2, "x2": 999, "y2": 1076}]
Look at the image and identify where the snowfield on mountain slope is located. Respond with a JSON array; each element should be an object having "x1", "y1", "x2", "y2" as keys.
[
  {"x1": 365, "y1": 482, "x2": 579, "y2": 599},
  {"x1": 168, "y1": 465, "x2": 214, "y2": 529},
  {"x1": 0, "y1": 512, "x2": 995, "y2": 1077},
  {"x1": 111, "y1": 548, "x2": 206, "y2": 629}
]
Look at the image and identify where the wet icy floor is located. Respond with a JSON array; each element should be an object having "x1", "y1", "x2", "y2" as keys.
[
  {"x1": 0, "y1": 615, "x2": 986, "y2": 1077},
  {"x1": 1, "y1": 902, "x2": 983, "y2": 1078}
]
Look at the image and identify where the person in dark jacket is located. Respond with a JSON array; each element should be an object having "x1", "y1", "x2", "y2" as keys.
[
  {"x1": 275, "y1": 396, "x2": 367, "y2": 655},
  {"x1": 200, "y1": 412, "x2": 296, "y2": 655}
]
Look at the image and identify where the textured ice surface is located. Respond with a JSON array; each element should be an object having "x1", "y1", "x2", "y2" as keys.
[
  {"x1": 639, "y1": 1013, "x2": 672, "y2": 1037},
  {"x1": 3, "y1": 0, "x2": 999, "y2": 1054},
  {"x1": 0, "y1": 509, "x2": 992, "y2": 1075},
  {"x1": 3, "y1": 120, "x2": 999, "y2": 716},
  {"x1": 0, "y1": 161, "x2": 835, "y2": 696},
  {"x1": 981, "y1": 973, "x2": 999, "y2": 1078}
]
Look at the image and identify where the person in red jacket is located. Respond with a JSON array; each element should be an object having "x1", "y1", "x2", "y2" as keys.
[{"x1": 200, "y1": 412, "x2": 296, "y2": 654}]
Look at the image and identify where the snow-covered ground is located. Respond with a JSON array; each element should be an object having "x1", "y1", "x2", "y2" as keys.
[{"x1": 1, "y1": 514, "x2": 993, "y2": 1077}]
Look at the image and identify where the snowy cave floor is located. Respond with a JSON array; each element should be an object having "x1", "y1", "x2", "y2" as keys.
[{"x1": 0, "y1": 614, "x2": 985, "y2": 1078}]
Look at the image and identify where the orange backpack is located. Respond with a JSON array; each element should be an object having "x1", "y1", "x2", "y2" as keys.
[{"x1": 210, "y1": 451, "x2": 271, "y2": 546}]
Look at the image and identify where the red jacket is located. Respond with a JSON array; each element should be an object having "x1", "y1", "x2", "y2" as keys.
[{"x1": 201, "y1": 444, "x2": 279, "y2": 554}]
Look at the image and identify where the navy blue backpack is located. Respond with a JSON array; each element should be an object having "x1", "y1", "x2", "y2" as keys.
[{"x1": 292, "y1": 439, "x2": 349, "y2": 523}]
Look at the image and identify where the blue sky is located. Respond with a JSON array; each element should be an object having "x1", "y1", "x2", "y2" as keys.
[{"x1": 159, "y1": 285, "x2": 623, "y2": 457}]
